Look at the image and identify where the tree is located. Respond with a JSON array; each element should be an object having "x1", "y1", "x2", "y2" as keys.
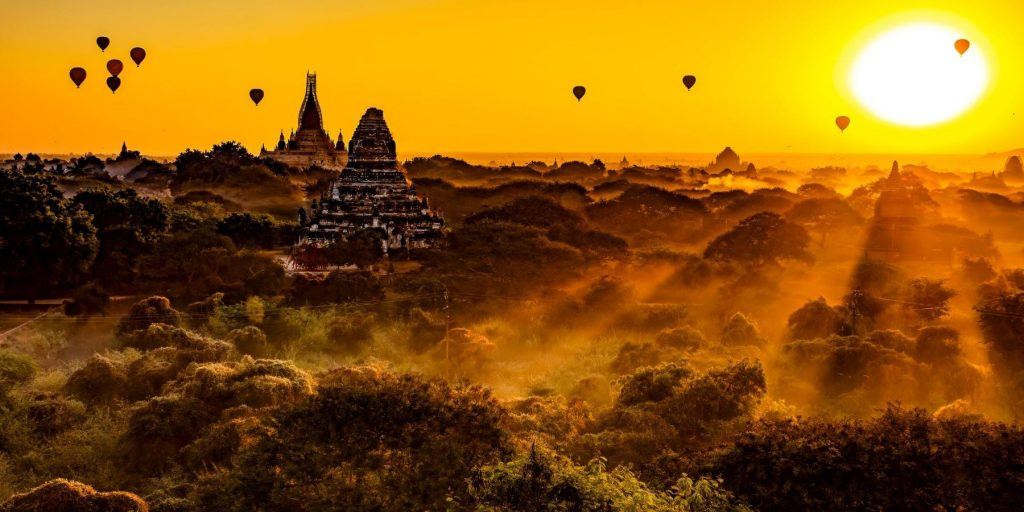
[
  {"x1": 141, "y1": 233, "x2": 287, "y2": 303},
  {"x1": 785, "y1": 197, "x2": 862, "y2": 247},
  {"x1": 704, "y1": 212, "x2": 812, "y2": 267},
  {"x1": 466, "y1": 196, "x2": 628, "y2": 259},
  {"x1": 216, "y1": 212, "x2": 278, "y2": 249},
  {"x1": 426, "y1": 220, "x2": 585, "y2": 298},
  {"x1": 708, "y1": 407, "x2": 1024, "y2": 512},
  {"x1": 787, "y1": 297, "x2": 848, "y2": 340},
  {"x1": 288, "y1": 270, "x2": 385, "y2": 306},
  {"x1": 194, "y1": 368, "x2": 511, "y2": 511},
  {"x1": 0, "y1": 170, "x2": 98, "y2": 297},
  {"x1": 903, "y1": 278, "x2": 955, "y2": 322},
  {"x1": 326, "y1": 228, "x2": 386, "y2": 268},
  {"x1": 73, "y1": 188, "x2": 169, "y2": 289}
]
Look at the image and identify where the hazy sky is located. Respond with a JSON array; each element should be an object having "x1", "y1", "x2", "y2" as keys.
[{"x1": 3, "y1": 0, "x2": 1024, "y2": 156}]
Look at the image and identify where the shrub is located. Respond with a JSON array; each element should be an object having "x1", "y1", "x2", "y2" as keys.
[
  {"x1": 325, "y1": 311, "x2": 376, "y2": 354},
  {"x1": 225, "y1": 326, "x2": 268, "y2": 356},
  {"x1": 0, "y1": 350, "x2": 37, "y2": 392},
  {"x1": 193, "y1": 368, "x2": 511, "y2": 511},
  {"x1": 117, "y1": 296, "x2": 181, "y2": 337},
  {"x1": 123, "y1": 358, "x2": 313, "y2": 473},
  {"x1": 721, "y1": 313, "x2": 765, "y2": 347},
  {"x1": 707, "y1": 406, "x2": 1024, "y2": 512},
  {"x1": 63, "y1": 354, "x2": 130, "y2": 405},
  {"x1": 654, "y1": 326, "x2": 706, "y2": 352},
  {"x1": 473, "y1": 447, "x2": 750, "y2": 511},
  {"x1": 0, "y1": 478, "x2": 147, "y2": 512},
  {"x1": 24, "y1": 393, "x2": 87, "y2": 436},
  {"x1": 609, "y1": 342, "x2": 669, "y2": 375}
]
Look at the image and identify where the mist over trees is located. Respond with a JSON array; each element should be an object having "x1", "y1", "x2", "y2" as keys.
[{"x1": 4, "y1": 148, "x2": 1024, "y2": 510}]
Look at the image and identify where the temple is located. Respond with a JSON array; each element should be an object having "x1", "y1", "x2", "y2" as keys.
[
  {"x1": 706, "y1": 147, "x2": 745, "y2": 174},
  {"x1": 299, "y1": 108, "x2": 445, "y2": 252},
  {"x1": 260, "y1": 73, "x2": 346, "y2": 169},
  {"x1": 864, "y1": 161, "x2": 934, "y2": 261}
]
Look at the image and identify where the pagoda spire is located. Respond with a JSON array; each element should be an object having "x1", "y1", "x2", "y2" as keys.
[
  {"x1": 888, "y1": 160, "x2": 901, "y2": 180},
  {"x1": 297, "y1": 72, "x2": 323, "y2": 131},
  {"x1": 335, "y1": 129, "x2": 346, "y2": 151}
]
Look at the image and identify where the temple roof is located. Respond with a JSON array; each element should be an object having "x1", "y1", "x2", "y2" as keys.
[{"x1": 298, "y1": 73, "x2": 323, "y2": 131}]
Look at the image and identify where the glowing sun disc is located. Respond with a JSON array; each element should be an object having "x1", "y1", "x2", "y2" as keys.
[{"x1": 849, "y1": 22, "x2": 988, "y2": 127}]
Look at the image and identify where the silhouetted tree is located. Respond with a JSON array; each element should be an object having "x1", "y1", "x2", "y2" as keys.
[
  {"x1": 0, "y1": 169, "x2": 97, "y2": 297},
  {"x1": 73, "y1": 188, "x2": 169, "y2": 290},
  {"x1": 704, "y1": 212, "x2": 812, "y2": 266}
]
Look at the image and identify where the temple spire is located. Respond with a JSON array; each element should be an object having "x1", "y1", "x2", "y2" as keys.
[
  {"x1": 297, "y1": 73, "x2": 323, "y2": 131},
  {"x1": 888, "y1": 160, "x2": 901, "y2": 181}
]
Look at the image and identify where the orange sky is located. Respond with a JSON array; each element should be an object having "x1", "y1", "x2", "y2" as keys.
[{"x1": 3, "y1": 0, "x2": 1024, "y2": 156}]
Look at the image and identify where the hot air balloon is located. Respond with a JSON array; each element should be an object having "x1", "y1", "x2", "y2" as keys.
[
  {"x1": 249, "y1": 88, "x2": 265, "y2": 106},
  {"x1": 955, "y1": 38, "x2": 970, "y2": 56},
  {"x1": 572, "y1": 85, "x2": 586, "y2": 101},
  {"x1": 96, "y1": 36, "x2": 110, "y2": 52},
  {"x1": 69, "y1": 67, "x2": 87, "y2": 88},
  {"x1": 130, "y1": 47, "x2": 146, "y2": 67},
  {"x1": 682, "y1": 75, "x2": 696, "y2": 90},
  {"x1": 106, "y1": 76, "x2": 121, "y2": 93},
  {"x1": 106, "y1": 59, "x2": 124, "y2": 77},
  {"x1": 835, "y1": 116, "x2": 850, "y2": 132}
]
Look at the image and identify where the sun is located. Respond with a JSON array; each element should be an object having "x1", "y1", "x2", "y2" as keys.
[{"x1": 849, "y1": 22, "x2": 988, "y2": 127}]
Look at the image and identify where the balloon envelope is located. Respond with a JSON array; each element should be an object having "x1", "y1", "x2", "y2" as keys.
[
  {"x1": 682, "y1": 75, "x2": 696, "y2": 90},
  {"x1": 130, "y1": 47, "x2": 146, "y2": 67},
  {"x1": 572, "y1": 85, "x2": 586, "y2": 101},
  {"x1": 106, "y1": 59, "x2": 124, "y2": 77},
  {"x1": 96, "y1": 36, "x2": 110, "y2": 51},
  {"x1": 106, "y1": 76, "x2": 121, "y2": 93},
  {"x1": 835, "y1": 116, "x2": 850, "y2": 132},
  {"x1": 69, "y1": 67, "x2": 87, "y2": 88},
  {"x1": 954, "y1": 38, "x2": 970, "y2": 55},
  {"x1": 249, "y1": 88, "x2": 265, "y2": 106}
]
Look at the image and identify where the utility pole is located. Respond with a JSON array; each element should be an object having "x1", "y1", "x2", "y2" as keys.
[{"x1": 442, "y1": 285, "x2": 451, "y2": 379}]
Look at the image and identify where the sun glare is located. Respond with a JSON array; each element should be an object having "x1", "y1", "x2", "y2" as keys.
[{"x1": 849, "y1": 22, "x2": 988, "y2": 127}]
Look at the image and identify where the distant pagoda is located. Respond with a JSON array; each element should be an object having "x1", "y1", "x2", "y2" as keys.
[
  {"x1": 261, "y1": 73, "x2": 346, "y2": 169},
  {"x1": 300, "y1": 108, "x2": 445, "y2": 252}
]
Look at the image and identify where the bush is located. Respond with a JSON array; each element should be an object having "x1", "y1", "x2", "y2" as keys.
[
  {"x1": 473, "y1": 447, "x2": 750, "y2": 512},
  {"x1": 720, "y1": 313, "x2": 765, "y2": 348},
  {"x1": 225, "y1": 326, "x2": 268, "y2": 356},
  {"x1": 787, "y1": 298, "x2": 846, "y2": 340},
  {"x1": 0, "y1": 350, "x2": 37, "y2": 392},
  {"x1": 123, "y1": 358, "x2": 314, "y2": 472},
  {"x1": 708, "y1": 406, "x2": 1024, "y2": 512},
  {"x1": 576, "y1": 361, "x2": 766, "y2": 479},
  {"x1": 62, "y1": 283, "x2": 111, "y2": 317},
  {"x1": 121, "y1": 324, "x2": 225, "y2": 353},
  {"x1": 0, "y1": 479, "x2": 147, "y2": 512},
  {"x1": 193, "y1": 367, "x2": 511, "y2": 511},
  {"x1": 63, "y1": 354, "x2": 130, "y2": 405},
  {"x1": 433, "y1": 328, "x2": 496, "y2": 378},
  {"x1": 325, "y1": 312, "x2": 376, "y2": 354},
  {"x1": 609, "y1": 342, "x2": 669, "y2": 375},
  {"x1": 117, "y1": 296, "x2": 181, "y2": 337},
  {"x1": 24, "y1": 392, "x2": 87, "y2": 436},
  {"x1": 66, "y1": 328, "x2": 235, "y2": 405},
  {"x1": 654, "y1": 326, "x2": 706, "y2": 352},
  {"x1": 288, "y1": 270, "x2": 384, "y2": 306}
]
